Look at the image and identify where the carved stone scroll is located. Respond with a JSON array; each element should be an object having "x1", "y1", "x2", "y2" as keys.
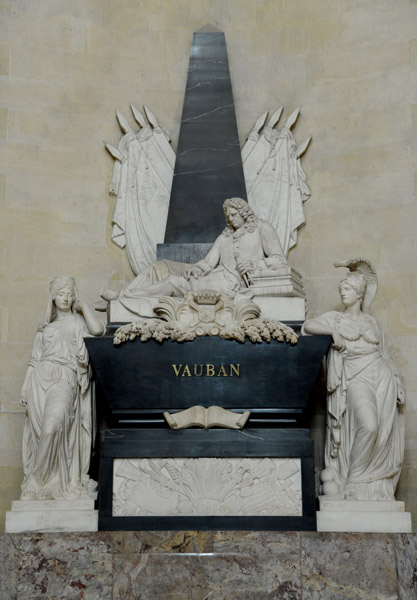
[{"x1": 164, "y1": 406, "x2": 250, "y2": 430}]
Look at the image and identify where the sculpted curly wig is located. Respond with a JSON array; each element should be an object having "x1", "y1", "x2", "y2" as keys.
[{"x1": 223, "y1": 197, "x2": 258, "y2": 235}]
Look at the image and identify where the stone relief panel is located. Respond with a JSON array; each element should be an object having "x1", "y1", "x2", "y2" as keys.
[{"x1": 113, "y1": 457, "x2": 302, "y2": 517}]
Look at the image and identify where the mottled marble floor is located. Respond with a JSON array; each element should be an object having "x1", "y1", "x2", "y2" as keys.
[{"x1": 0, "y1": 531, "x2": 415, "y2": 600}]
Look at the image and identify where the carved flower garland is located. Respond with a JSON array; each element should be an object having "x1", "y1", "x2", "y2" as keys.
[{"x1": 113, "y1": 318, "x2": 298, "y2": 346}]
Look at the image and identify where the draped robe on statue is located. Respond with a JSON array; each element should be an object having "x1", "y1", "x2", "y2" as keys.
[
  {"x1": 308, "y1": 311, "x2": 405, "y2": 500},
  {"x1": 21, "y1": 314, "x2": 94, "y2": 500}
]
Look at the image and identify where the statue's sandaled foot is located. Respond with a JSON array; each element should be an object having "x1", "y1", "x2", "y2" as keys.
[
  {"x1": 20, "y1": 490, "x2": 37, "y2": 500},
  {"x1": 20, "y1": 475, "x2": 39, "y2": 500},
  {"x1": 100, "y1": 289, "x2": 120, "y2": 302},
  {"x1": 38, "y1": 485, "x2": 54, "y2": 500}
]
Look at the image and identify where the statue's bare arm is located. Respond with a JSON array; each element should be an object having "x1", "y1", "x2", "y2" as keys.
[
  {"x1": 76, "y1": 301, "x2": 106, "y2": 336},
  {"x1": 303, "y1": 318, "x2": 345, "y2": 351}
]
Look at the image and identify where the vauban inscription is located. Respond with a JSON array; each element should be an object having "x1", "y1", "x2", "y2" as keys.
[{"x1": 172, "y1": 364, "x2": 240, "y2": 377}]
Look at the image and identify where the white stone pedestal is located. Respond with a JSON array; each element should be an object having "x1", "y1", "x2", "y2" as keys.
[
  {"x1": 109, "y1": 296, "x2": 159, "y2": 322},
  {"x1": 316, "y1": 497, "x2": 412, "y2": 533},
  {"x1": 109, "y1": 295, "x2": 305, "y2": 323},
  {"x1": 250, "y1": 266, "x2": 305, "y2": 321},
  {"x1": 254, "y1": 296, "x2": 305, "y2": 321},
  {"x1": 108, "y1": 267, "x2": 306, "y2": 323},
  {"x1": 5, "y1": 497, "x2": 98, "y2": 533}
]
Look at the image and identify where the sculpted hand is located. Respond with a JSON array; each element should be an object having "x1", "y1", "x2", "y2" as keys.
[
  {"x1": 396, "y1": 376, "x2": 406, "y2": 406},
  {"x1": 100, "y1": 289, "x2": 120, "y2": 302},
  {"x1": 184, "y1": 266, "x2": 203, "y2": 281},
  {"x1": 74, "y1": 299, "x2": 86, "y2": 314},
  {"x1": 332, "y1": 331, "x2": 346, "y2": 352},
  {"x1": 237, "y1": 260, "x2": 254, "y2": 277},
  {"x1": 265, "y1": 255, "x2": 287, "y2": 270},
  {"x1": 19, "y1": 368, "x2": 32, "y2": 407}
]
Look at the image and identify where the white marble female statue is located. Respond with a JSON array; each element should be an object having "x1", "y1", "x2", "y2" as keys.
[
  {"x1": 19, "y1": 276, "x2": 105, "y2": 500},
  {"x1": 302, "y1": 258, "x2": 405, "y2": 501}
]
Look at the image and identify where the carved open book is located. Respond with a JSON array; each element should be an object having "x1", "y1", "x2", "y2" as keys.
[{"x1": 164, "y1": 406, "x2": 250, "y2": 430}]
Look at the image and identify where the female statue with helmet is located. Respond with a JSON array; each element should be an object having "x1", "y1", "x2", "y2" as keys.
[{"x1": 303, "y1": 258, "x2": 405, "y2": 501}]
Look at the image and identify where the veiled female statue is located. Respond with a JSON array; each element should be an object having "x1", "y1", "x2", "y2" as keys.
[
  {"x1": 20, "y1": 276, "x2": 105, "y2": 500},
  {"x1": 303, "y1": 258, "x2": 405, "y2": 501}
]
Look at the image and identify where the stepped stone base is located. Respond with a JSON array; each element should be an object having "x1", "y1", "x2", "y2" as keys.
[
  {"x1": 5, "y1": 498, "x2": 98, "y2": 533},
  {"x1": 317, "y1": 498, "x2": 412, "y2": 533}
]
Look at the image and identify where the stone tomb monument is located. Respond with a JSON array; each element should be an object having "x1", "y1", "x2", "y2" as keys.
[
  {"x1": 87, "y1": 27, "x2": 330, "y2": 531},
  {"x1": 6, "y1": 27, "x2": 410, "y2": 533}
]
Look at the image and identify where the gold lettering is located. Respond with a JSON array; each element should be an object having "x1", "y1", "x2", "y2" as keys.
[
  {"x1": 173, "y1": 363, "x2": 240, "y2": 377},
  {"x1": 217, "y1": 364, "x2": 228, "y2": 377},
  {"x1": 193, "y1": 364, "x2": 203, "y2": 377},
  {"x1": 172, "y1": 364, "x2": 182, "y2": 377},
  {"x1": 230, "y1": 364, "x2": 240, "y2": 377},
  {"x1": 182, "y1": 364, "x2": 192, "y2": 377},
  {"x1": 206, "y1": 364, "x2": 215, "y2": 377}
]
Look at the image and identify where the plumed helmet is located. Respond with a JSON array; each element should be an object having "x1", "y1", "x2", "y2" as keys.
[{"x1": 334, "y1": 257, "x2": 378, "y2": 313}]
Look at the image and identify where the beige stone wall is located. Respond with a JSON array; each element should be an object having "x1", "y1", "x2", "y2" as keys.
[{"x1": 0, "y1": 0, "x2": 416, "y2": 531}]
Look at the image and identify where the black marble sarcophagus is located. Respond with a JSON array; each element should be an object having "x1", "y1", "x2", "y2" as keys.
[{"x1": 86, "y1": 334, "x2": 330, "y2": 425}]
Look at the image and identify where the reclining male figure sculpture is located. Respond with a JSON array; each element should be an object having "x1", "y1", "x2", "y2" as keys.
[{"x1": 101, "y1": 197, "x2": 288, "y2": 308}]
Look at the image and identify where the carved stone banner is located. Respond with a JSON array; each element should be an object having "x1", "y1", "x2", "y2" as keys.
[{"x1": 164, "y1": 406, "x2": 251, "y2": 429}]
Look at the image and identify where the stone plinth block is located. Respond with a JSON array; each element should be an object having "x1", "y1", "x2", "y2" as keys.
[
  {"x1": 5, "y1": 498, "x2": 98, "y2": 533},
  {"x1": 254, "y1": 296, "x2": 305, "y2": 321},
  {"x1": 109, "y1": 294, "x2": 305, "y2": 323},
  {"x1": 317, "y1": 497, "x2": 412, "y2": 533}
]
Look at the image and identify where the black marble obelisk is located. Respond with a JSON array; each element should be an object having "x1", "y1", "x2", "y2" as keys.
[{"x1": 158, "y1": 26, "x2": 247, "y2": 263}]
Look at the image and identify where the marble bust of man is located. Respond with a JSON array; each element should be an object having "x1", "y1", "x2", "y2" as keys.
[{"x1": 101, "y1": 197, "x2": 288, "y2": 306}]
